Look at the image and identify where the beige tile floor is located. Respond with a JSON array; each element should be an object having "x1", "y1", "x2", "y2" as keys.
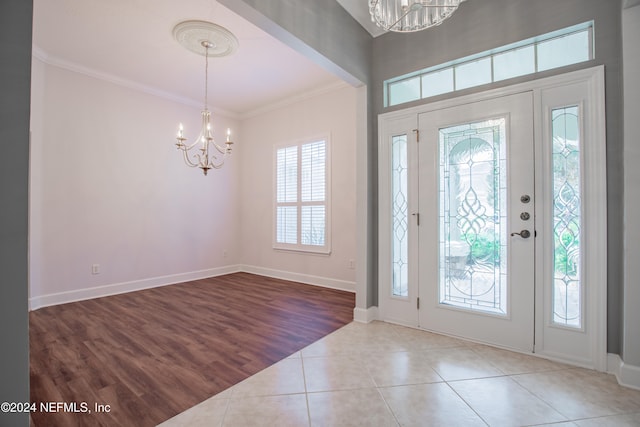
[{"x1": 159, "y1": 321, "x2": 640, "y2": 427}]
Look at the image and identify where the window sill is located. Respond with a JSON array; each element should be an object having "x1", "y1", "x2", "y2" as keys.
[{"x1": 273, "y1": 245, "x2": 332, "y2": 256}]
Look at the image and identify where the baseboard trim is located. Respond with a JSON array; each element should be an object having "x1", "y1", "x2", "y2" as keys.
[
  {"x1": 353, "y1": 306, "x2": 379, "y2": 323},
  {"x1": 29, "y1": 264, "x2": 356, "y2": 311},
  {"x1": 29, "y1": 265, "x2": 242, "y2": 310},
  {"x1": 239, "y1": 265, "x2": 356, "y2": 293},
  {"x1": 608, "y1": 353, "x2": 640, "y2": 390}
]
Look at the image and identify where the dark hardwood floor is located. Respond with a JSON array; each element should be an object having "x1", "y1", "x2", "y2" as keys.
[{"x1": 29, "y1": 272, "x2": 355, "y2": 427}]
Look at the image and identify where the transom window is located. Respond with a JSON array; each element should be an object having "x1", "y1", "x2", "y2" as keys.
[
  {"x1": 385, "y1": 21, "x2": 594, "y2": 107},
  {"x1": 274, "y1": 137, "x2": 330, "y2": 253}
]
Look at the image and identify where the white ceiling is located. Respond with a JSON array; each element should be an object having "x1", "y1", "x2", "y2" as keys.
[{"x1": 32, "y1": 0, "x2": 371, "y2": 118}]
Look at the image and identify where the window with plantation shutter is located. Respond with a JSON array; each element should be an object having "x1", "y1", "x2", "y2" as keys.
[{"x1": 274, "y1": 137, "x2": 330, "y2": 253}]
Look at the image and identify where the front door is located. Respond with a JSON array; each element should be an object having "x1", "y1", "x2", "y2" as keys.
[
  {"x1": 378, "y1": 68, "x2": 607, "y2": 368},
  {"x1": 418, "y1": 92, "x2": 535, "y2": 352}
]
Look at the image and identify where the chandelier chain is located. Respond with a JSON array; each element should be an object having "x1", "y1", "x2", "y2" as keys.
[{"x1": 204, "y1": 45, "x2": 209, "y2": 111}]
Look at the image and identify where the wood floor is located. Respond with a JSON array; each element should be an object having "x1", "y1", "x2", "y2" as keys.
[{"x1": 29, "y1": 272, "x2": 355, "y2": 427}]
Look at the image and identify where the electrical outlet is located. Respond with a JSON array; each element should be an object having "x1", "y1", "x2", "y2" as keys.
[
  {"x1": 92, "y1": 264, "x2": 100, "y2": 275},
  {"x1": 348, "y1": 259, "x2": 355, "y2": 270},
  {"x1": 223, "y1": 250, "x2": 228, "y2": 258}
]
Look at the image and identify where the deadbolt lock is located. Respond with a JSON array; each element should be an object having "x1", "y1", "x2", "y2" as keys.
[
  {"x1": 520, "y1": 195, "x2": 531, "y2": 203},
  {"x1": 520, "y1": 212, "x2": 531, "y2": 221}
]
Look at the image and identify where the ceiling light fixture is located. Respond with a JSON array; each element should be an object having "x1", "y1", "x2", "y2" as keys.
[
  {"x1": 369, "y1": 0, "x2": 465, "y2": 33},
  {"x1": 173, "y1": 20, "x2": 238, "y2": 176}
]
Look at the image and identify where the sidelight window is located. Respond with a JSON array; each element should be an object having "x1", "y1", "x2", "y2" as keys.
[
  {"x1": 391, "y1": 134, "x2": 409, "y2": 297},
  {"x1": 551, "y1": 106, "x2": 583, "y2": 328}
]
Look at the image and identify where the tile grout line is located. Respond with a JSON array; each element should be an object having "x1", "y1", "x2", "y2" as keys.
[
  {"x1": 443, "y1": 380, "x2": 491, "y2": 427},
  {"x1": 300, "y1": 351, "x2": 313, "y2": 427},
  {"x1": 218, "y1": 395, "x2": 231, "y2": 427},
  {"x1": 372, "y1": 325, "x2": 431, "y2": 426},
  {"x1": 373, "y1": 385, "x2": 403, "y2": 427},
  {"x1": 508, "y1": 370, "x2": 577, "y2": 421}
]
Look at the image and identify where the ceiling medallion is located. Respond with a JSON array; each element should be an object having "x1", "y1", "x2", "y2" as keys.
[{"x1": 173, "y1": 20, "x2": 239, "y2": 57}]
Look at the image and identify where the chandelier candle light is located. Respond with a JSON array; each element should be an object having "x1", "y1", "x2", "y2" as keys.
[
  {"x1": 173, "y1": 21, "x2": 238, "y2": 175},
  {"x1": 369, "y1": 0, "x2": 465, "y2": 33}
]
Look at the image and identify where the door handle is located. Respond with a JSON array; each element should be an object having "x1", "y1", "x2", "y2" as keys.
[{"x1": 511, "y1": 230, "x2": 531, "y2": 238}]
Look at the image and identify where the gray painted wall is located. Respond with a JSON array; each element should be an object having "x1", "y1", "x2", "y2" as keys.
[
  {"x1": 225, "y1": 0, "x2": 627, "y2": 354},
  {"x1": 218, "y1": 0, "x2": 372, "y2": 86},
  {"x1": 0, "y1": 0, "x2": 32, "y2": 426},
  {"x1": 371, "y1": 0, "x2": 624, "y2": 354},
  {"x1": 622, "y1": 3, "x2": 640, "y2": 366}
]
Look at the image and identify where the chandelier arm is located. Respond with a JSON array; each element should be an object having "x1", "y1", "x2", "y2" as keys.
[
  {"x1": 211, "y1": 141, "x2": 229, "y2": 155},
  {"x1": 207, "y1": 147, "x2": 230, "y2": 169},
  {"x1": 180, "y1": 147, "x2": 202, "y2": 168},
  {"x1": 184, "y1": 138, "x2": 203, "y2": 151},
  {"x1": 206, "y1": 156, "x2": 226, "y2": 170},
  {"x1": 176, "y1": 135, "x2": 206, "y2": 167}
]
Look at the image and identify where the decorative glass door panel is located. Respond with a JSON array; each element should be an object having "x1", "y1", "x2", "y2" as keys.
[
  {"x1": 439, "y1": 119, "x2": 508, "y2": 315},
  {"x1": 551, "y1": 106, "x2": 582, "y2": 328},
  {"x1": 392, "y1": 135, "x2": 409, "y2": 298},
  {"x1": 419, "y1": 92, "x2": 535, "y2": 353}
]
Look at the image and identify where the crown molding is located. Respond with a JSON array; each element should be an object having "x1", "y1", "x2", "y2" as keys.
[
  {"x1": 31, "y1": 45, "x2": 241, "y2": 120},
  {"x1": 32, "y1": 46, "x2": 350, "y2": 122},
  {"x1": 240, "y1": 80, "x2": 351, "y2": 120}
]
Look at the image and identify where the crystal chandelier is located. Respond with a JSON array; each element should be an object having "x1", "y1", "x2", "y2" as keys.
[
  {"x1": 369, "y1": 0, "x2": 464, "y2": 33},
  {"x1": 173, "y1": 21, "x2": 238, "y2": 176}
]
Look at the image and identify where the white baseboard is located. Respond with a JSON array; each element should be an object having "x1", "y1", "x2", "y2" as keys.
[
  {"x1": 239, "y1": 264, "x2": 356, "y2": 293},
  {"x1": 608, "y1": 353, "x2": 640, "y2": 390},
  {"x1": 29, "y1": 265, "x2": 242, "y2": 310},
  {"x1": 353, "y1": 306, "x2": 379, "y2": 323},
  {"x1": 29, "y1": 264, "x2": 356, "y2": 311}
]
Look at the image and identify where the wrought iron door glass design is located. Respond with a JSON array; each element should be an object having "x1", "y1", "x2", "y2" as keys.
[{"x1": 438, "y1": 118, "x2": 508, "y2": 315}]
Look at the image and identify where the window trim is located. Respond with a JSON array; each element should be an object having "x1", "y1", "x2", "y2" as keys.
[{"x1": 273, "y1": 134, "x2": 331, "y2": 254}]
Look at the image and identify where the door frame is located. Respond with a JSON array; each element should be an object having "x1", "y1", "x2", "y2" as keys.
[{"x1": 378, "y1": 66, "x2": 607, "y2": 371}]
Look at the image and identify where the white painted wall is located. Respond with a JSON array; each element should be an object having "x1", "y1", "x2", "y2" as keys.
[
  {"x1": 238, "y1": 84, "x2": 358, "y2": 291},
  {"x1": 29, "y1": 59, "x2": 357, "y2": 308},
  {"x1": 623, "y1": 4, "x2": 640, "y2": 368},
  {"x1": 29, "y1": 58, "x2": 241, "y2": 308}
]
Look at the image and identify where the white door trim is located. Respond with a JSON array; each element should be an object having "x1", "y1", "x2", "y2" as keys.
[
  {"x1": 378, "y1": 115, "x2": 419, "y2": 327},
  {"x1": 533, "y1": 69, "x2": 608, "y2": 371},
  {"x1": 378, "y1": 66, "x2": 607, "y2": 371}
]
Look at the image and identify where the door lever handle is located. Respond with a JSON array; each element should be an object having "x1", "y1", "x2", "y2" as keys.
[{"x1": 510, "y1": 230, "x2": 531, "y2": 238}]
